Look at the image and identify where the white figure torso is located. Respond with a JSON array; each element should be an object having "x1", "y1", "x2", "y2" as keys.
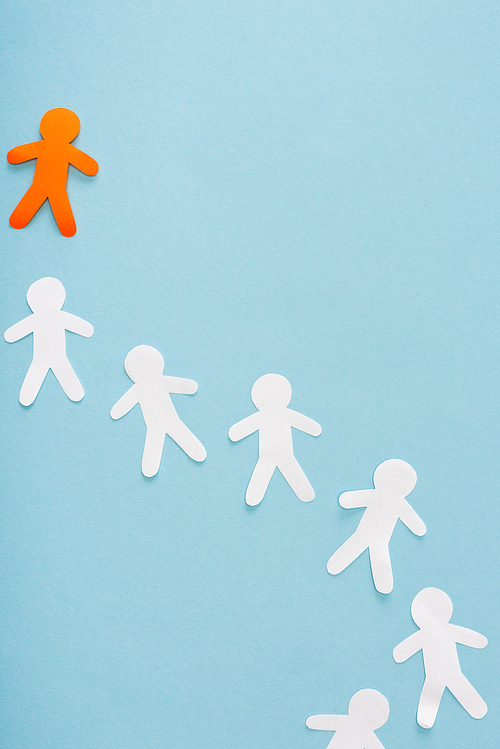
[
  {"x1": 32, "y1": 311, "x2": 68, "y2": 363},
  {"x1": 419, "y1": 625, "x2": 461, "y2": 679},
  {"x1": 356, "y1": 490, "x2": 404, "y2": 544},
  {"x1": 135, "y1": 376, "x2": 179, "y2": 431},
  {"x1": 257, "y1": 409, "x2": 293, "y2": 459}
]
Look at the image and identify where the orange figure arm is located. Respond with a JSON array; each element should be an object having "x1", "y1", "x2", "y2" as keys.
[
  {"x1": 7, "y1": 142, "x2": 40, "y2": 164},
  {"x1": 68, "y1": 145, "x2": 99, "y2": 175}
]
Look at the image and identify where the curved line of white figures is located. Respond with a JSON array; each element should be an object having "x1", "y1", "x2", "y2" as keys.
[{"x1": 4, "y1": 277, "x2": 488, "y2": 741}]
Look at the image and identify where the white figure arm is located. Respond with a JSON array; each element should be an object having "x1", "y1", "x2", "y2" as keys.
[
  {"x1": 4, "y1": 315, "x2": 34, "y2": 342},
  {"x1": 165, "y1": 376, "x2": 198, "y2": 394},
  {"x1": 287, "y1": 409, "x2": 322, "y2": 436},
  {"x1": 451, "y1": 624, "x2": 488, "y2": 649},
  {"x1": 393, "y1": 631, "x2": 423, "y2": 662},
  {"x1": 339, "y1": 489, "x2": 372, "y2": 508},
  {"x1": 62, "y1": 312, "x2": 94, "y2": 337},
  {"x1": 110, "y1": 385, "x2": 139, "y2": 419},
  {"x1": 228, "y1": 412, "x2": 261, "y2": 441},
  {"x1": 306, "y1": 714, "x2": 346, "y2": 731},
  {"x1": 398, "y1": 499, "x2": 426, "y2": 536}
]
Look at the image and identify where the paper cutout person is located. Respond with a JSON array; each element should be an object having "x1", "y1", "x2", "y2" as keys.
[
  {"x1": 228, "y1": 374, "x2": 321, "y2": 506},
  {"x1": 4, "y1": 277, "x2": 94, "y2": 405},
  {"x1": 327, "y1": 459, "x2": 425, "y2": 594},
  {"x1": 110, "y1": 345, "x2": 207, "y2": 477},
  {"x1": 306, "y1": 689, "x2": 389, "y2": 749},
  {"x1": 7, "y1": 108, "x2": 98, "y2": 237},
  {"x1": 393, "y1": 587, "x2": 488, "y2": 728}
]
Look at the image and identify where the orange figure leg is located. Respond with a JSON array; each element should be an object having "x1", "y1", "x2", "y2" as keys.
[
  {"x1": 9, "y1": 185, "x2": 47, "y2": 229},
  {"x1": 48, "y1": 189, "x2": 77, "y2": 237}
]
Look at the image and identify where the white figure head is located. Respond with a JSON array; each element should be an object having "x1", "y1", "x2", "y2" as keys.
[
  {"x1": 348, "y1": 689, "x2": 390, "y2": 730},
  {"x1": 251, "y1": 373, "x2": 292, "y2": 411},
  {"x1": 27, "y1": 277, "x2": 66, "y2": 312},
  {"x1": 125, "y1": 345, "x2": 165, "y2": 382},
  {"x1": 373, "y1": 459, "x2": 417, "y2": 496},
  {"x1": 411, "y1": 587, "x2": 453, "y2": 629}
]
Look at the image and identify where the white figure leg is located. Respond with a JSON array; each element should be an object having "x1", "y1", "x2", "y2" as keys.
[
  {"x1": 142, "y1": 429, "x2": 166, "y2": 477},
  {"x1": 278, "y1": 455, "x2": 315, "y2": 502},
  {"x1": 19, "y1": 361, "x2": 50, "y2": 405},
  {"x1": 246, "y1": 458, "x2": 276, "y2": 506},
  {"x1": 447, "y1": 672, "x2": 487, "y2": 719},
  {"x1": 167, "y1": 418, "x2": 206, "y2": 461},
  {"x1": 368, "y1": 543, "x2": 394, "y2": 594},
  {"x1": 51, "y1": 358, "x2": 84, "y2": 401},
  {"x1": 417, "y1": 677, "x2": 445, "y2": 728},
  {"x1": 327, "y1": 534, "x2": 368, "y2": 575}
]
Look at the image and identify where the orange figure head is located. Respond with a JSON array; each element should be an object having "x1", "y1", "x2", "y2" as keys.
[{"x1": 39, "y1": 108, "x2": 81, "y2": 143}]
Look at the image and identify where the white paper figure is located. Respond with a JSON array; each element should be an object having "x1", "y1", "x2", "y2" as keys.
[
  {"x1": 306, "y1": 689, "x2": 389, "y2": 749},
  {"x1": 393, "y1": 587, "x2": 487, "y2": 728},
  {"x1": 327, "y1": 459, "x2": 425, "y2": 594},
  {"x1": 110, "y1": 345, "x2": 206, "y2": 477},
  {"x1": 4, "y1": 277, "x2": 94, "y2": 405},
  {"x1": 228, "y1": 374, "x2": 321, "y2": 506}
]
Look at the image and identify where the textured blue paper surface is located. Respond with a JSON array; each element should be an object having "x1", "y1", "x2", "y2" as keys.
[{"x1": 1, "y1": 2, "x2": 499, "y2": 747}]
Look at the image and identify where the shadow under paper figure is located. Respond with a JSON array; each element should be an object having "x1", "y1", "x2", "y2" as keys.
[
  {"x1": 393, "y1": 587, "x2": 487, "y2": 728},
  {"x1": 327, "y1": 459, "x2": 426, "y2": 594},
  {"x1": 306, "y1": 688, "x2": 389, "y2": 749},
  {"x1": 111, "y1": 345, "x2": 206, "y2": 477},
  {"x1": 7, "y1": 108, "x2": 98, "y2": 237},
  {"x1": 228, "y1": 373, "x2": 321, "y2": 506},
  {"x1": 4, "y1": 277, "x2": 94, "y2": 405}
]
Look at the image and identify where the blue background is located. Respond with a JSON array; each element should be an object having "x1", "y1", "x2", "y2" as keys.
[{"x1": 1, "y1": 1, "x2": 499, "y2": 747}]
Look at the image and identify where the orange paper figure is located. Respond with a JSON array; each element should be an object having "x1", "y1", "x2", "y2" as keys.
[{"x1": 7, "y1": 108, "x2": 98, "y2": 237}]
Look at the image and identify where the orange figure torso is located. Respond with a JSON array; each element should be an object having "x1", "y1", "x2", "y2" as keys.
[{"x1": 7, "y1": 108, "x2": 98, "y2": 237}]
